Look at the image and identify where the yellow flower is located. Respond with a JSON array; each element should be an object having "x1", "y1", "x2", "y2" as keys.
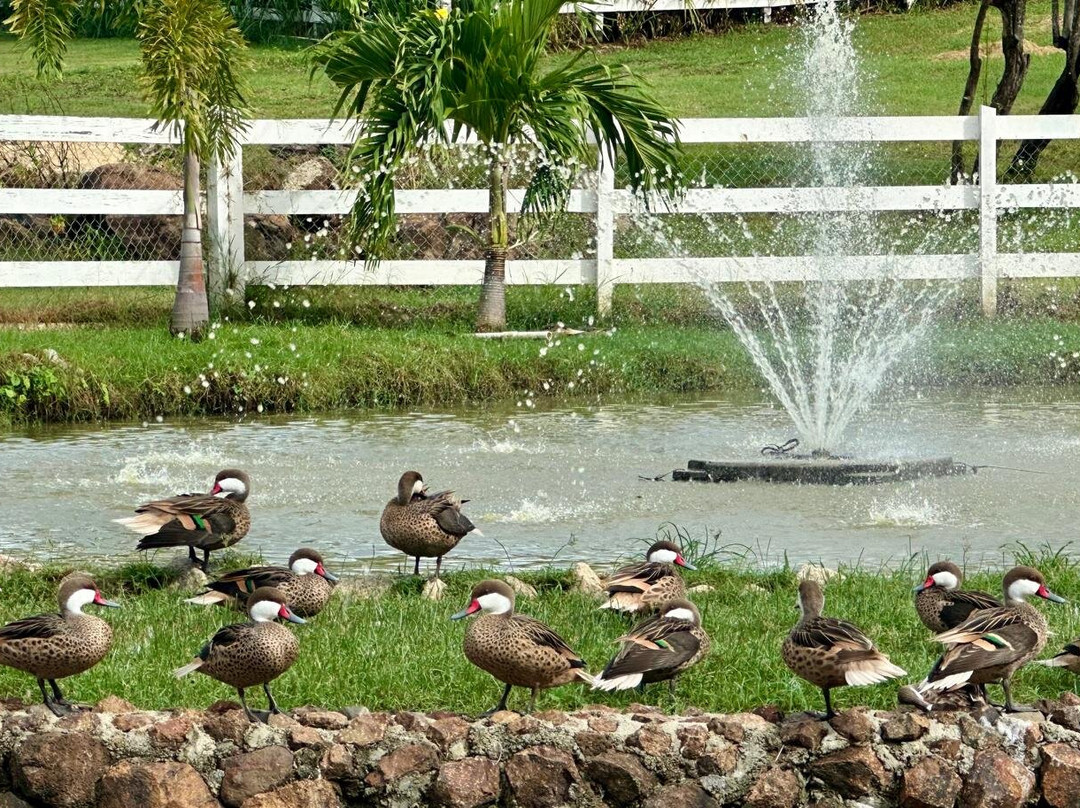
[{"x1": 435, "y1": 6, "x2": 449, "y2": 19}]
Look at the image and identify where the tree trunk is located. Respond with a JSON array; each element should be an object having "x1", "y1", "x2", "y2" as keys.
[
  {"x1": 476, "y1": 155, "x2": 508, "y2": 332},
  {"x1": 171, "y1": 150, "x2": 210, "y2": 337},
  {"x1": 952, "y1": 0, "x2": 992, "y2": 183}
]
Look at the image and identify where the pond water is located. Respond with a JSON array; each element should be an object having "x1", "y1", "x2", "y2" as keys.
[{"x1": 2, "y1": 388, "x2": 1079, "y2": 571}]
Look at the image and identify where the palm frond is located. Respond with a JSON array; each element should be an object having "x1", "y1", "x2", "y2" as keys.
[{"x1": 4, "y1": 0, "x2": 81, "y2": 79}]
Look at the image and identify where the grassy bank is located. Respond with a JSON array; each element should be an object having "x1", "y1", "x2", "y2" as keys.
[{"x1": 0, "y1": 546, "x2": 1078, "y2": 715}]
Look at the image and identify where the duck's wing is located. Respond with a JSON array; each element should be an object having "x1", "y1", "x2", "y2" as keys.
[
  {"x1": 1040, "y1": 640, "x2": 1080, "y2": 669},
  {"x1": 929, "y1": 621, "x2": 1038, "y2": 684},
  {"x1": 207, "y1": 566, "x2": 292, "y2": 597},
  {"x1": 131, "y1": 495, "x2": 241, "y2": 550},
  {"x1": 602, "y1": 617, "x2": 701, "y2": 679},
  {"x1": 198, "y1": 621, "x2": 251, "y2": 662},
  {"x1": 513, "y1": 614, "x2": 585, "y2": 666},
  {"x1": 0, "y1": 613, "x2": 65, "y2": 641},
  {"x1": 939, "y1": 590, "x2": 1001, "y2": 629},
  {"x1": 933, "y1": 606, "x2": 1021, "y2": 646},
  {"x1": 419, "y1": 491, "x2": 477, "y2": 538},
  {"x1": 605, "y1": 561, "x2": 670, "y2": 593},
  {"x1": 792, "y1": 617, "x2": 875, "y2": 652}
]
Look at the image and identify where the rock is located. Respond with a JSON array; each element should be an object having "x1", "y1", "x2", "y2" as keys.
[
  {"x1": 745, "y1": 768, "x2": 802, "y2": 808},
  {"x1": 364, "y1": 743, "x2": 439, "y2": 788},
  {"x1": 282, "y1": 157, "x2": 338, "y2": 191},
  {"x1": 0, "y1": 795, "x2": 31, "y2": 808},
  {"x1": 149, "y1": 716, "x2": 194, "y2": 750},
  {"x1": 168, "y1": 562, "x2": 209, "y2": 593},
  {"x1": 76, "y1": 164, "x2": 183, "y2": 260},
  {"x1": 780, "y1": 718, "x2": 829, "y2": 750},
  {"x1": 422, "y1": 577, "x2": 448, "y2": 601},
  {"x1": 504, "y1": 575, "x2": 538, "y2": 599},
  {"x1": 427, "y1": 716, "x2": 471, "y2": 752},
  {"x1": 319, "y1": 745, "x2": 355, "y2": 781},
  {"x1": 113, "y1": 713, "x2": 154, "y2": 732},
  {"x1": 203, "y1": 708, "x2": 250, "y2": 744},
  {"x1": 341, "y1": 706, "x2": 369, "y2": 719},
  {"x1": 751, "y1": 705, "x2": 785, "y2": 724},
  {"x1": 338, "y1": 713, "x2": 388, "y2": 746},
  {"x1": 504, "y1": 746, "x2": 581, "y2": 808},
  {"x1": 97, "y1": 760, "x2": 218, "y2": 808},
  {"x1": 219, "y1": 747, "x2": 295, "y2": 808},
  {"x1": 796, "y1": 563, "x2": 839, "y2": 585},
  {"x1": 829, "y1": 709, "x2": 875, "y2": 743},
  {"x1": 575, "y1": 730, "x2": 613, "y2": 757},
  {"x1": 900, "y1": 756, "x2": 963, "y2": 808},
  {"x1": 809, "y1": 746, "x2": 887, "y2": 799},
  {"x1": 588, "y1": 715, "x2": 619, "y2": 733},
  {"x1": 676, "y1": 723, "x2": 710, "y2": 758},
  {"x1": 94, "y1": 696, "x2": 137, "y2": 714},
  {"x1": 881, "y1": 712, "x2": 929, "y2": 742},
  {"x1": 643, "y1": 782, "x2": 717, "y2": 808},
  {"x1": 696, "y1": 745, "x2": 738, "y2": 776},
  {"x1": 13, "y1": 730, "x2": 111, "y2": 807},
  {"x1": 571, "y1": 562, "x2": 604, "y2": 594},
  {"x1": 585, "y1": 751, "x2": 658, "y2": 804},
  {"x1": 959, "y1": 749, "x2": 1034, "y2": 808},
  {"x1": 431, "y1": 758, "x2": 501, "y2": 808},
  {"x1": 1046, "y1": 704, "x2": 1080, "y2": 733},
  {"x1": 240, "y1": 779, "x2": 341, "y2": 808},
  {"x1": 294, "y1": 709, "x2": 348, "y2": 730},
  {"x1": 629, "y1": 725, "x2": 673, "y2": 757},
  {"x1": 1040, "y1": 743, "x2": 1080, "y2": 808},
  {"x1": 245, "y1": 214, "x2": 299, "y2": 261}
]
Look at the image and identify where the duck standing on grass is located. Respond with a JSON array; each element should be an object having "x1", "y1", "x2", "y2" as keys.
[
  {"x1": 917, "y1": 565, "x2": 1065, "y2": 712},
  {"x1": 0, "y1": 574, "x2": 119, "y2": 716},
  {"x1": 174, "y1": 586, "x2": 304, "y2": 722},
  {"x1": 185, "y1": 548, "x2": 339, "y2": 618},
  {"x1": 600, "y1": 540, "x2": 696, "y2": 615},
  {"x1": 914, "y1": 561, "x2": 1001, "y2": 633},
  {"x1": 783, "y1": 579, "x2": 906, "y2": 719},
  {"x1": 380, "y1": 470, "x2": 481, "y2": 581},
  {"x1": 451, "y1": 579, "x2": 592, "y2": 715},
  {"x1": 591, "y1": 599, "x2": 710, "y2": 695},
  {"x1": 116, "y1": 468, "x2": 251, "y2": 570}
]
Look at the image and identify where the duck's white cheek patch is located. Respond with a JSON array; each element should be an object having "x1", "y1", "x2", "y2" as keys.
[
  {"x1": 1007, "y1": 579, "x2": 1041, "y2": 602},
  {"x1": 65, "y1": 589, "x2": 97, "y2": 614},
  {"x1": 216, "y1": 478, "x2": 246, "y2": 497},
  {"x1": 665, "y1": 608, "x2": 695, "y2": 622},
  {"x1": 933, "y1": 572, "x2": 959, "y2": 590},
  {"x1": 292, "y1": 558, "x2": 318, "y2": 575},
  {"x1": 477, "y1": 593, "x2": 511, "y2": 614},
  {"x1": 250, "y1": 600, "x2": 283, "y2": 622},
  {"x1": 650, "y1": 549, "x2": 677, "y2": 564}
]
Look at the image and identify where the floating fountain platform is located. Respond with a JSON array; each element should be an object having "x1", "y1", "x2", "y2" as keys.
[{"x1": 672, "y1": 456, "x2": 969, "y2": 485}]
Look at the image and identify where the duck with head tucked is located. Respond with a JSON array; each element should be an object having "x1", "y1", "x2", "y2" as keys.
[
  {"x1": 380, "y1": 471, "x2": 481, "y2": 579},
  {"x1": 452, "y1": 579, "x2": 591, "y2": 715},
  {"x1": 914, "y1": 561, "x2": 1001, "y2": 634},
  {"x1": 0, "y1": 574, "x2": 119, "y2": 716},
  {"x1": 600, "y1": 540, "x2": 696, "y2": 615},
  {"x1": 186, "y1": 548, "x2": 339, "y2": 618}
]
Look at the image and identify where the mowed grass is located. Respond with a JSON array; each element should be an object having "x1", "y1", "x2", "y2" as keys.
[{"x1": 1, "y1": 547, "x2": 1079, "y2": 715}]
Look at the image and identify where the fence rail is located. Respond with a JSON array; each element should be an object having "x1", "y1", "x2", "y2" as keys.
[{"x1": 2, "y1": 108, "x2": 1080, "y2": 315}]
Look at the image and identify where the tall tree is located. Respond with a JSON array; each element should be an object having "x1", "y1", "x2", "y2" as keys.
[
  {"x1": 314, "y1": 0, "x2": 682, "y2": 332},
  {"x1": 5, "y1": 0, "x2": 250, "y2": 337}
]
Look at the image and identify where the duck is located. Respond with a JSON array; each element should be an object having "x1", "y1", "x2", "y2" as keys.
[
  {"x1": 783, "y1": 579, "x2": 906, "y2": 719},
  {"x1": 914, "y1": 561, "x2": 1001, "y2": 633},
  {"x1": 918, "y1": 565, "x2": 1065, "y2": 712},
  {"x1": 117, "y1": 468, "x2": 251, "y2": 570},
  {"x1": 1037, "y1": 639, "x2": 1080, "y2": 673},
  {"x1": 380, "y1": 471, "x2": 481, "y2": 578},
  {"x1": 591, "y1": 599, "x2": 710, "y2": 694},
  {"x1": 451, "y1": 579, "x2": 591, "y2": 715},
  {"x1": 0, "y1": 574, "x2": 119, "y2": 716},
  {"x1": 185, "y1": 548, "x2": 339, "y2": 618},
  {"x1": 600, "y1": 540, "x2": 696, "y2": 614},
  {"x1": 174, "y1": 586, "x2": 304, "y2": 722}
]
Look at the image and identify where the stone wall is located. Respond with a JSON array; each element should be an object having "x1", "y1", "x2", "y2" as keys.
[{"x1": 2, "y1": 694, "x2": 1080, "y2": 807}]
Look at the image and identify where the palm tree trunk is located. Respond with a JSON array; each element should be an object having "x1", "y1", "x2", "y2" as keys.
[
  {"x1": 171, "y1": 149, "x2": 210, "y2": 337},
  {"x1": 476, "y1": 156, "x2": 508, "y2": 332}
]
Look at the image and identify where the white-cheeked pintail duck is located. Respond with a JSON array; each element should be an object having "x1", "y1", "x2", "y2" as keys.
[
  {"x1": 0, "y1": 574, "x2": 119, "y2": 716},
  {"x1": 117, "y1": 468, "x2": 251, "y2": 570},
  {"x1": 451, "y1": 579, "x2": 591, "y2": 715},
  {"x1": 918, "y1": 565, "x2": 1065, "y2": 712},
  {"x1": 174, "y1": 586, "x2": 304, "y2": 722},
  {"x1": 591, "y1": 598, "x2": 710, "y2": 694},
  {"x1": 600, "y1": 540, "x2": 696, "y2": 615},
  {"x1": 186, "y1": 548, "x2": 339, "y2": 618},
  {"x1": 381, "y1": 471, "x2": 481, "y2": 578},
  {"x1": 783, "y1": 579, "x2": 906, "y2": 719},
  {"x1": 914, "y1": 561, "x2": 1001, "y2": 634}
]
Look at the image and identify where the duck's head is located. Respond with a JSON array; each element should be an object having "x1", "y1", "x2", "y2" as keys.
[
  {"x1": 248, "y1": 587, "x2": 305, "y2": 624},
  {"x1": 646, "y1": 540, "x2": 696, "y2": 570},
  {"x1": 659, "y1": 598, "x2": 701, "y2": 626},
  {"x1": 1002, "y1": 566, "x2": 1066, "y2": 606},
  {"x1": 289, "y1": 548, "x2": 339, "y2": 582},
  {"x1": 211, "y1": 469, "x2": 251, "y2": 502},
  {"x1": 58, "y1": 573, "x2": 120, "y2": 615},
  {"x1": 914, "y1": 561, "x2": 963, "y2": 593},
  {"x1": 796, "y1": 579, "x2": 825, "y2": 620},
  {"x1": 396, "y1": 471, "x2": 426, "y2": 505},
  {"x1": 450, "y1": 579, "x2": 515, "y2": 620}
]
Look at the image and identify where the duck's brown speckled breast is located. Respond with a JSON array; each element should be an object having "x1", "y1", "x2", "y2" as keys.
[
  {"x1": 0, "y1": 615, "x2": 113, "y2": 680},
  {"x1": 463, "y1": 615, "x2": 576, "y2": 689},
  {"x1": 200, "y1": 622, "x2": 299, "y2": 689}
]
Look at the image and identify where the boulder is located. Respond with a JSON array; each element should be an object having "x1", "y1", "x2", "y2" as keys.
[
  {"x1": 504, "y1": 576, "x2": 538, "y2": 599},
  {"x1": 338, "y1": 713, "x2": 388, "y2": 747},
  {"x1": 629, "y1": 725, "x2": 673, "y2": 757},
  {"x1": 219, "y1": 747, "x2": 294, "y2": 808},
  {"x1": 244, "y1": 215, "x2": 299, "y2": 261},
  {"x1": 780, "y1": 718, "x2": 829, "y2": 751},
  {"x1": 431, "y1": 758, "x2": 501, "y2": 808},
  {"x1": 239, "y1": 779, "x2": 341, "y2": 808},
  {"x1": 809, "y1": 746, "x2": 887, "y2": 799},
  {"x1": 363, "y1": 743, "x2": 439, "y2": 788},
  {"x1": 881, "y1": 712, "x2": 929, "y2": 742},
  {"x1": 829, "y1": 708, "x2": 875, "y2": 743},
  {"x1": 959, "y1": 749, "x2": 1034, "y2": 808},
  {"x1": 744, "y1": 768, "x2": 802, "y2": 808},
  {"x1": 94, "y1": 696, "x2": 137, "y2": 714},
  {"x1": 643, "y1": 782, "x2": 717, "y2": 808},
  {"x1": 427, "y1": 716, "x2": 471, "y2": 752},
  {"x1": 97, "y1": 760, "x2": 218, "y2": 808},
  {"x1": 0, "y1": 795, "x2": 32, "y2": 808},
  {"x1": 571, "y1": 562, "x2": 604, "y2": 594},
  {"x1": 676, "y1": 723, "x2": 710, "y2": 758},
  {"x1": 75, "y1": 163, "x2": 183, "y2": 260},
  {"x1": 900, "y1": 756, "x2": 962, "y2": 808},
  {"x1": 149, "y1": 716, "x2": 194, "y2": 750},
  {"x1": 13, "y1": 730, "x2": 110, "y2": 807},
  {"x1": 1040, "y1": 743, "x2": 1080, "y2": 808},
  {"x1": 282, "y1": 157, "x2": 338, "y2": 191},
  {"x1": 504, "y1": 746, "x2": 581, "y2": 808},
  {"x1": 293, "y1": 709, "x2": 348, "y2": 730},
  {"x1": 585, "y1": 751, "x2": 658, "y2": 804}
]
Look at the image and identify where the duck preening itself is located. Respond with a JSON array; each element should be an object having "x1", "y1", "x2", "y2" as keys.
[
  {"x1": 600, "y1": 540, "x2": 696, "y2": 615},
  {"x1": 174, "y1": 586, "x2": 304, "y2": 722},
  {"x1": 914, "y1": 561, "x2": 1001, "y2": 633},
  {"x1": 186, "y1": 548, "x2": 339, "y2": 618},
  {"x1": 782, "y1": 579, "x2": 906, "y2": 719},
  {"x1": 451, "y1": 579, "x2": 591, "y2": 715},
  {"x1": 117, "y1": 469, "x2": 251, "y2": 570},
  {"x1": 591, "y1": 599, "x2": 710, "y2": 694},
  {"x1": 918, "y1": 565, "x2": 1065, "y2": 712},
  {"x1": 380, "y1": 471, "x2": 481, "y2": 578},
  {"x1": 0, "y1": 574, "x2": 119, "y2": 716}
]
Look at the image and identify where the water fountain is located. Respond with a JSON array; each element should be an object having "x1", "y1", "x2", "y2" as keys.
[{"x1": 672, "y1": 0, "x2": 967, "y2": 484}]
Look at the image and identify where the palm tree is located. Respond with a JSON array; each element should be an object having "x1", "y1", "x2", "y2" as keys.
[
  {"x1": 314, "y1": 0, "x2": 682, "y2": 331},
  {"x1": 6, "y1": 0, "x2": 250, "y2": 337}
]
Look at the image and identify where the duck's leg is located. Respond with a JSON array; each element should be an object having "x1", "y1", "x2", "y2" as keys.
[
  {"x1": 237, "y1": 687, "x2": 261, "y2": 723},
  {"x1": 1002, "y1": 678, "x2": 1033, "y2": 713},
  {"x1": 668, "y1": 677, "x2": 677, "y2": 696},
  {"x1": 413, "y1": 556, "x2": 421, "y2": 576},
  {"x1": 481, "y1": 683, "x2": 512, "y2": 717},
  {"x1": 435, "y1": 556, "x2": 443, "y2": 580},
  {"x1": 188, "y1": 546, "x2": 199, "y2": 566},
  {"x1": 822, "y1": 687, "x2": 836, "y2": 720},
  {"x1": 526, "y1": 687, "x2": 539, "y2": 714},
  {"x1": 202, "y1": 548, "x2": 211, "y2": 571},
  {"x1": 38, "y1": 677, "x2": 66, "y2": 717},
  {"x1": 263, "y1": 683, "x2": 282, "y2": 715},
  {"x1": 49, "y1": 679, "x2": 75, "y2": 709}
]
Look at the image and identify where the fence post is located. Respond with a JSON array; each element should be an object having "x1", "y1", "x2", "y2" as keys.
[
  {"x1": 206, "y1": 142, "x2": 246, "y2": 303},
  {"x1": 978, "y1": 104, "x2": 998, "y2": 317},
  {"x1": 595, "y1": 145, "x2": 615, "y2": 318}
]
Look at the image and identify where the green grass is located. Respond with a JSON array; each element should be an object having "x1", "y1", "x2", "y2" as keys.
[{"x1": 1, "y1": 544, "x2": 1078, "y2": 715}]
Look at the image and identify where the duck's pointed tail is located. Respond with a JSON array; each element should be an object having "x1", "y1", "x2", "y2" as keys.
[
  {"x1": 184, "y1": 591, "x2": 230, "y2": 607},
  {"x1": 173, "y1": 658, "x2": 204, "y2": 678}
]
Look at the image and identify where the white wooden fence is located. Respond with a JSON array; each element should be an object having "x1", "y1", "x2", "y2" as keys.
[{"x1": 2, "y1": 108, "x2": 1080, "y2": 316}]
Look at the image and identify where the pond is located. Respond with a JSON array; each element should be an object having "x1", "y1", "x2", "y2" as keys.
[{"x1": 2, "y1": 388, "x2": 1078, "y2": 571}]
